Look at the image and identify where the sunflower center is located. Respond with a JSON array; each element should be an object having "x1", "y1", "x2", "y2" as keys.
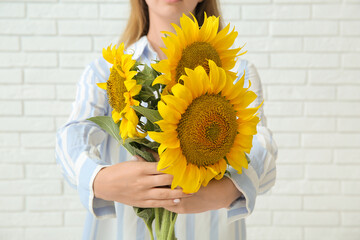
[
  {"x1": 107, "y1": 66, "x2": 127, "y2": 113},
  {"x1": 175, "y1": 42, "x2": 222, "y2": 82},
  {"x1": 176, "y1": 94, "x2": 238, "y2": 167}
]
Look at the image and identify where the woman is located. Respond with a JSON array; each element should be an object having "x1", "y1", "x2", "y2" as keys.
[{"x1": 55, "y1": 0, "x2": 277, "y2": 239}]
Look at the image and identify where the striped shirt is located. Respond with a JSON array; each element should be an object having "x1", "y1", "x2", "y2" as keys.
[{"x1": 55, "y1": 36, "x2": 277, "y2": 240}]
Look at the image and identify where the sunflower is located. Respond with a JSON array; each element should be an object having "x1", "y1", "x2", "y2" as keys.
[
  {"x1": 148, "y1": 61, "x2": 261, "y2": 193},
  {"x1": 97, "y1": 43, "x2": 146, "y2": 139},
  {"x1": 151, "y1": 13, "x2": 245, "y2": 93}
]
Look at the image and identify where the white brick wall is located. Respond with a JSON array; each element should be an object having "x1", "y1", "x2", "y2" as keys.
[{"x1": 0, "y1": 0, "x2": 359, "y2": 239}]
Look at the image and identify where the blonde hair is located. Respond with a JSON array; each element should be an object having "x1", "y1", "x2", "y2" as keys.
[{"x1": 119, "y1": 0, "x2": 223, "y2": 47}]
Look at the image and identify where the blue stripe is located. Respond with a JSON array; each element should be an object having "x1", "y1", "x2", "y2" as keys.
[
  {"x1": 136, "y1": 217, "x2": 145, "y2": 240},
  {"x1": 93, "y1": 219, "x2": 99, "y2": 240},
  {"x1": 82, "y1": 212, "x2": 94, "y2": 240},
  {"x1": 210, "y1": 210, "x2": 218, "y2": 240},
  {"x1": 115, "y1": 203, "x2": 124, "y2": 240},
  {"x1": 228, "y1": 207, "x2": 248, "y2": 218},
  {"x1": 186, "y1": 214, "x2": 195, "y2": 240},
  {"x1": 56, "y1": 130, "x2": 76, "y2": 179},
  {"x1": 93, "y1": 205, "x2": 117, "y2": 217}
]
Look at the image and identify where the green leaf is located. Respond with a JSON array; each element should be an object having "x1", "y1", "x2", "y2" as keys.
[
  {"x1": 132, "y1": 106, "x2": 162, "y2": 124},
  {"x1": 133, "y1": 207, "x2": 155, "y2": 239},
  {"x1": 135, "y1": 64, "x2": 159, "y2": 86},
  {"x1": 87, "y1": 116, "x2": 121, "y2": 143}
]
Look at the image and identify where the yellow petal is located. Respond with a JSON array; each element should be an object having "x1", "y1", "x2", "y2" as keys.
[{"x1": 97, "y1": 82, "x2": 107, "y2": 90}]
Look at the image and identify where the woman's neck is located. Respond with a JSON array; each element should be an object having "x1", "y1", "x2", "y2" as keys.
[{"x1": 147, "y1": 14, "x2": 179, "y2": 60}]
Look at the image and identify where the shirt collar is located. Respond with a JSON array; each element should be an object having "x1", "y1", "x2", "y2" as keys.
[{"x1": 127, "y1": 35, "x2": 159, "y2": 62}]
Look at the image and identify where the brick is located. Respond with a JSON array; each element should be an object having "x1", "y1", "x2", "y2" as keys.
[
  {"x1": 25, "y1": 69, "x2": 82, "y2": 84},
  {"x1": 56, "y1": 85, "x2": 77, "y2": 100},
  {"x1": 246, "y1": 211, "x2": 271, "y2": 225},
  {"x1": 263, "y1": 102, "x2": 303, "y2": 117},
  {"x1": 267, "y1": 86, "x2": 336, "y2": 100},
  {"x1": 64, "y1": 211, "x2": 86, "y2": 226},
  {"x1": 0, "y1": 53, "x2": 57, "y2": 67},
  {"x1": 273, "y1": 133, "x2": 300, "y2": 147},
  {"x1": 342, "y1": 181, "x2": 360, "y2": 195},
  {"x1": 0, "y1": 69, "x2": 22, "y2": 83},
  {"x1": 304, "y1": 37, "x2": 360, "y2": 52},
  {"x1": 0, "y1": 133, "x2": 20, "y2": 147},
  {"x1": 28, "y1": 3, "x2": 98, "y2": 18},
  {"x1": 274, "y1": 211, "x2": 339, "y2": 226},
  {"x1": 306, "y1": 165, "x2": 360, "y2": 180},
  {"x1": 268, "y1": 117, "x2": 336, "y2": 132},
  {"x1": 338, "y1": 117, "x2": 360, "y2": 133},
  {"x1": 275, "y1": 0, "x2": 340, "y2": 2},
  {"x1": 0, "y1": 117, "x2": 54, "y2": 132},
  {"x1": 58, "y1": 20, "x2": 126, "y2": 35},
  {"x1": 313, "y1": 4, "x2": 360, "y2": 19},
  {"x1": 0, "y1": 212, "x2": 62, "y2": 227},
  {"x1": 272, "y1": 180, "x2": 341, "y2": 195},
  {"x1": 25, "y1": 227, "x2": 82, "y2": 240},
  {"x1": 0, "y1": 149, "x2": 55, "y2": 163},
  {"x1": 335, "y1": 149, "x2": 360, "y2": 163},
  {"x1": 309, "y1": 69, "x2": 360, "y2": 85},
  {"x1": 305, "y1": 227, "x2": 360, "y2": 240},
  {"x1": 22, "y1": 37, "x2": 92, "y2": 52},
  {"x1": 271, "y1": 53, "x2": 339, "y2": 68},
  {"x1": 343, "y1": 54, "x2": 360, "y2": 68},
  {"x1": 247, "y1": 227, "x2": 302, "y2": 240},
  {"x1": 259, "y1": 69, "x2": 306, "y2": 85},
  {"x1": 232, "y1": 21, "x2": 268, "y2": 36},
  {"x1": 341, "y1": 21, "x2": 360, "y2": 36},
  {"x1": 303, "y1": 133, "x2": 360, "y2": 147},
  {"x1": 100, "y1": 3, "x2": 132, "y2": 19},
  {"x1": 26, "y1": 164, "x2": 62, "y2": 179},
  {"x1": 305, "y1": 102, "x2": 360, "y2": 117},
  {"x1": 277, "y1": 149, "x2": 332, "y2": 163},
  {"x1": 0, "y1": 36, "x2": 19, "y2": 51},
  {"x1": 271, "y1": 21, "x2": 338, "y2": 36},
  {"x1": 245, "y1": 53, "x2": 269, "y2": 68},
  {"x1": 342, "y1": 212, "x2": 360, "y2": 226},
  {"x1": 0, "y1": 101, "x2": 22, "y2": 115},
  {"x1": 0, "y1": 20, "x2": 56, "y2": 35},
  {"x1": 0, "y1": 85, "x2": 55, "y2": 100},
  {"x1": 304, "y1": 196, "x2": 360, "y2": 210},
  {"x1": 0, "y1": 164, "x2": 24, "y2": 179},
  {"x1": 276, "y1": 165, "x2": 304, "y2": 179},
  {"x1": 0, "y1": 197, "x2": 23, "y2": 211},
  {"x1": 241, "y1": 37, "x2": 303, "y2": 53},
  {"x1": 0, "y1": 229, "x2": 24, "y2": 240},
  {"x1": 94, "y1": 35, "x2": 119, "y2": 49},
  {"x1": 337, "y1": 86, "x2": 360, "y2": 100},
  {"x1": 21, "y1": 133, "x2": 55, "y2": 148},
  {"x1": 242, "y1": 5, "x2": 310, "y2": 20},
  {"x1": 0, "y1": 180, "x2": 61, "y2": 195},
  {"x1": 27, "y1": 196, "x2": 82, "y2": 211},
  {"x1": 24, "y1": 101, "x2": 72, "y2": 116},
  {"x1": 0, "y1": 3, "x2": 25, "y2": 18},
  {"x1": 59, "y1": 53, "x2": 100, "y2": 68},
  {"x1": 256, "y1": 195, "x2": 302, "y2": 210},
  {"x1": 221, "y1": 4, "x2": 241, "y2": 20}
]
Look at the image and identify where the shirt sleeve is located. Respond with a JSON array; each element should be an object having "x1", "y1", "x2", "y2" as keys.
[
  {"x1": 226, "y1": 60, "x2": 278, "y2": 224},
  {"x1": 55, "y1": 59, "x2": 116, "y2": 219}
]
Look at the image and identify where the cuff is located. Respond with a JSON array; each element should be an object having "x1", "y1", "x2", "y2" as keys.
[
  {"x1": 225, "y1": 165, "x2": 259, "y2": 224},
  {"x1": 76, "y1": 153, "x2": 116, "y2": 219}
]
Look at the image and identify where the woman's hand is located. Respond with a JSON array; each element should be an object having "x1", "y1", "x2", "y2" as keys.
[
  {"x1": 93, "y1": 155, "x2": 192, "y2": 208},
  {"x1": 163, "y1": 177, "x2": 242, "y2": 214}
]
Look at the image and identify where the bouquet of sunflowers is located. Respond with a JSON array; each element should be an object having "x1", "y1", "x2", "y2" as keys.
[{"x1": 89, "y1": 13, "x2": 261, "y2": 240}]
